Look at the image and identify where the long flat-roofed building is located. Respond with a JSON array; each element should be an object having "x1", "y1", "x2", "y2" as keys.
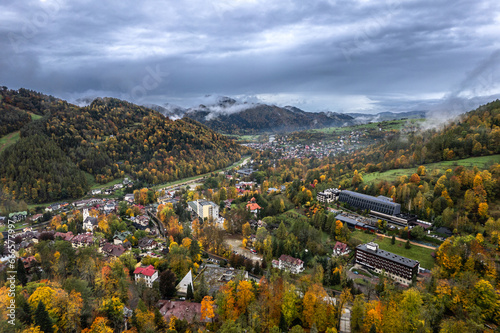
[
  {"x1": 339, "y1": 190, "x2": 401, "y2": 215},
  {"x1": 355, "y1": 242, "x2": 419, "y2": 285}
]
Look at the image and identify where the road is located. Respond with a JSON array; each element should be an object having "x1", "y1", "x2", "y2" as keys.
[{"x1": 158, "y1": 156, "x2": 251, "y2": 191}]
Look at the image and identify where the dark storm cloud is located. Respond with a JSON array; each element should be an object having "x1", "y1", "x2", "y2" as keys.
[{"x1": 0, "y1": 0, "x2": 499, "y2": 113}]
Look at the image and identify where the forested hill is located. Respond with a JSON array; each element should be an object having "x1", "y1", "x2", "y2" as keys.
[
  {"x1": 339, "y1": 100, "x2": 500, "y2": 172},
  {"x1": 0, "y1": 88, "x2": 248, "y2": 203}
]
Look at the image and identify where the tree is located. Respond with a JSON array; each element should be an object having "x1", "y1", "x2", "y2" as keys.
[
  {"x1": 186, "y1": 283, "x2": 194, "y2": 300},
  {"x1": 405, "y1": 240, "x2": 411, "y2": 249},
  {"x1": 17, "y1": 258, "x2": 28, "y2": 286},
  {"x1": 391, "y1": 235, "x2": 395, "y2": 245},
  {"x1": 242, "y1": 222, "x2": 251, "y2": 238},
  {"x1": 352, "y1": 170, "x2": 363, "y2": 187},
  {"x1": 34, "y1": 301, "x2": 53, "y2": 333},
  {"x1": 159, "y1": 269, "x2": 177, "y2": 299},
  {"x1": 201, "y1": 296, "x2": 215, "y2": 322},
  {"x1": 82, "y1": 317, "x2": 113, "y2": 333}
]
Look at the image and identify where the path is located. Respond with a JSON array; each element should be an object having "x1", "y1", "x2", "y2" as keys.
[{"x1": 375, "y1": 233, "x2": 438, "y2": 249}]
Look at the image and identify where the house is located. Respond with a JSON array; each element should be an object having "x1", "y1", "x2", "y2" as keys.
[
  {"x1": 71, "y1": 233, "x2": 95, "y2": 248},
  {"x1": 91, "y1": 189, "x2": 102, "y2": 195},
  {"x1": 136, "y1": 215, "x2": 149, "y2": 226},
  {"x1": 134, "y1": 265, "x2": 158, "y2": 288},
  {"x1": 246, "y1": 197, "x2": 261, "y2": 215},
  {"x1": 104, "y1": 201, "x2": 118, "y2": 214},
  {"x1": 237, "y1": 168, "x2": 255, "y2": 177},
  {"x1": 73, "y1": 199, "x2": 91, "y2": 208},
  {"x1": 55, "y1": 231, "x2": 74, "y2": 242},
  {"x1": 100, "y1": 243, "x2": 126, "y2": 257},
  {"x1": 30, "y1": 214, "x2": 43, "y2": 222},
  {"x1": 82, "y1": 209, "x2": 98, "y2": 231},
  {"x1": 333, "y1": 241, "x2": 350, "y2": 256},
  {"x1": 159, "y1": 301, "x2": 206, "y2": 324},
  {"x1": 9, "y1": 211, "x2": 27, "y2": 222},
  {"x1": 176, "y1": 270, "x2": 193, "y2": 296},
  {"x1": 113, "y1": 231, "x2": 132, "y2": 245},
  {"x1": 272, "y1": 255, "x2": 304, "y2": 274},
  {"x1": 138, "y1": 237, "x2": 157, "y2": 250},
  {"x1": 113, "y1": 183, "x2": 123, "y2": 190},
  {"x1": 124, "y1": 194, "x2": 135, "y2": 203},
  {"x1": 21, "y1": 256, "x2": 37, "y2": 273}
]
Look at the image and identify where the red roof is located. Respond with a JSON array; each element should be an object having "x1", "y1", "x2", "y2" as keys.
[
  {"x1": 334, "y1": 241, "x2": 348, "y2": 252},
  {"x1": 246, "y1": 203, "x2": 261, "y2": 211},
  {"x1": 134, "y1": 264, "x2": 157, "y2": 277}
]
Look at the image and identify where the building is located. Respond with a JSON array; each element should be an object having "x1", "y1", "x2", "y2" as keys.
[
  {"x1": 187, "y1": 199, "x2": 219, "y2": 221},
  {"x1": 246, "y1": 198, "x2": 261, "y2": 215},
  {"x1": 335, "y1": 213, "x2": 378, "y2": 232},
  {"x1": 134, "y1": 265, "x2": 158, "y2": 288},
  {"x1": 338, "y1": 190, "x2": 401, "y2": 215},
  {"x1": 355, "y1": 242, "x2": 419, "y2": 285},
  {"x1": 82, "y1": 209, "x2": 98, "y2": 231},
  {"x1": 272, "y1": 255, "x2": 304, "y2": 274},
  {"x1": 100, "y1": 243, "x2": 126, "y2": 257},
  {"x1": 333, "y1": 241, "x2": 350, "y2": 256},
  {"x1": 238, "y1": 168, "x2": 255, "y2": 177},
  {"x1": 159, "y1": 301, "x2": 206, "y2": 324},
  {"x1": 317, "y1": 188, "x2": 341, "y2": 203},
  {"x1": 124, "y1": 194, "x2": 135, "y2": 203},
  {"x1": 176, "y1": 270, "x2": 193, "y2": 296}
]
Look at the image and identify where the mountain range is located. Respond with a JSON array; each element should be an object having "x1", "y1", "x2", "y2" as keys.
[{"x1": 149, "y1": 96, "x2": 427, "y2": 135}]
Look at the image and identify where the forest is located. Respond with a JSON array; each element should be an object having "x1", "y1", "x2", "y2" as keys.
[{"x1": 0, "y1": 88, "x2": 249, "y2": 203}]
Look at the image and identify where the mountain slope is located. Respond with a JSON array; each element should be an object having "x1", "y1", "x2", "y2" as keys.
[
  {"x1": 155, "y1": 97, "x2": 354, "y2": 134},
  {"x1": 0, "y1": 89, "x2": 248, "y2": 203}
]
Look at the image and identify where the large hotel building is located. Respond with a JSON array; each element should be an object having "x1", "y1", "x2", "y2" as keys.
[{"x1": 355, "y1": 242, "x2": 420, "y2": 285}]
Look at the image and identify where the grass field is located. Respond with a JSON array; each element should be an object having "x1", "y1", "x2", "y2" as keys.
[
  {"x1": 351, "y1": 230, "x2": 435, "y2": 269},
  {"x1": 0, "y1": 131, "x2": 20, "y2": 154},
  {"x1": 29, "y1": 113, "x2": 43, "y2": 120},
  {"x1": 363, "y1": 155, "x2": 500, "y2": 184}
]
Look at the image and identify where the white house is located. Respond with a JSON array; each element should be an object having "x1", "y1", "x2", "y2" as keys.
[
  {"x1": 134, "y1": 265, "x2": 158, "y2": 288},
  {"x1": 333, "y1": 241, "x2": 350, "y2": 256},
  {"x1": 272, "y1": 255, "x2": 304, "y2": 274}
]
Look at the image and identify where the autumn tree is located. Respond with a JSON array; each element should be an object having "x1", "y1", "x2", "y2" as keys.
[{"x1": 201, "y1": 296, "x2": 215, "y2": 322}]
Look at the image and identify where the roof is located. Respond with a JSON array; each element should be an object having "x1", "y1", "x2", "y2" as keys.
[
  {"x1": 246, "y1": 203, "x2": 261, "y2": 211},
  {"x1": 356, "y1": 243, "x2": 419, "y2": 268},
  {"x1": 279, "y1": 254, "x2": 303, "y2": 266},
  {"x1": 334, "y1": 241, "x2": 349, "y2": 252},
  {"x1": 341, "y1": 190, "x2": 400, "y2": 207},
  {"x1": 101, "y1": 243, "x2": 126, "y2": 257},
  {"x1": 159, "y1": 300, "x2": 204, "y2": 323},
  {"x1": 176, "y1": 270, "x2": 193, "y2": 294},
  {"x1": 134, "y1": 264, "x2": 157, "y2": 277}
]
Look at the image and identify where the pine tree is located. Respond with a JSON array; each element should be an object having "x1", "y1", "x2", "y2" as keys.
[
  {"x1": 17, "y1": 258, "x2": 28, "y2": 286},
  {"x1": 154, "y1": 307, "x2": 168, "y2": 332},
  {"x1": 369, "y1": 323, "x2": 377, "y2": 333},
  {"x1": 195, "y1": 274, "x2": 208, "y2": 302},
  {"x1": 391, "y1": 235, "x2": 396, "y2": 245},
  {"x1": 405, "y1": 240, "x2": 411, "y2": 249},
  {"x1": 34, "y1": 301, "x2": 53, "y2": 333},
  {"x1": 186, "y1": 283, "x2": 194, "y2": 300}
]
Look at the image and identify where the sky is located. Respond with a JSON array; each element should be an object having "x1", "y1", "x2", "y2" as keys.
[{"x1": 1, "y1": 0, "x2": 499, "y2": 114}]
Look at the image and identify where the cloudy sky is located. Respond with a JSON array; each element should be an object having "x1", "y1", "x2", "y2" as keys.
[{"x1": 1, "y1": 0, "x2": 499, "y2": 114}]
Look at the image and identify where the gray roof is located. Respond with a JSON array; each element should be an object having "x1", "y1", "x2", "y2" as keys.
[
  {"x1": 356, "y1": 243, "x2": 419, "y2": 268},
  {"x1": 341, "y1": 190, "x2": 400, "y2": 207}
]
